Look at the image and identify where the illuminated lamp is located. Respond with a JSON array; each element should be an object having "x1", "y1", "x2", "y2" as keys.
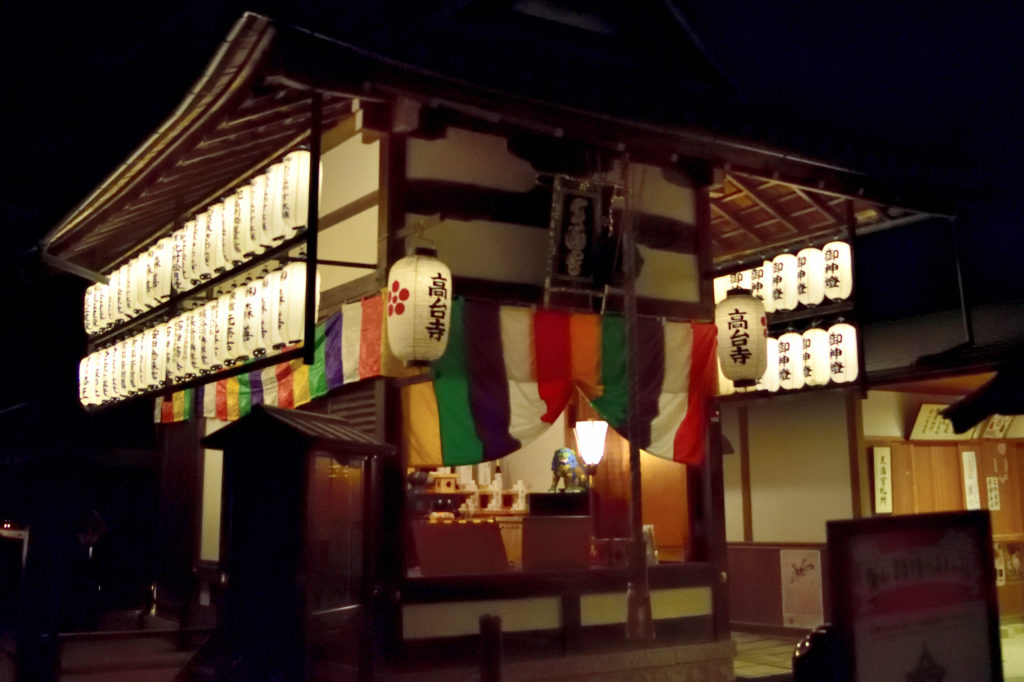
[
  {"x1": 386, "y1": 247, "x2": 453, "y2": 365},
  {"x1": 828, "y1": 322, "x2": 859, "y2": 383},
  {"x1": 279, "y1": 262, "x2": 322, "y2": 346},
  {"x1": 228, "y1": 285, "x2": 247, "y2": 363},
  {"x1": 193, "y1": 212, "x2": 212, "y2": 282},
  {"x1": 261, "y1": 269, "x2": 284, "y2": 350},
  {"x1": 801, "y1": 327, "x2": 830, "y2": 387},
  {"x1": 159, "y1": 322, "x2": 173, "y2": 386},
  {"x1": 261, "y1": 162, "x2": 286, "y2": 246},
  {"x1": 172, "y1": 229, "x2": 189, "y2": 293},
  {"x1": 716, "y1": 355, "x2": 736, "y2": 397},
  {"x1": 205, "y1": 203, "x2": 227, "y2": 275},
  {"x1": 250, "y1": 170, "x2": 272, "y2": 251},
  {"x1": 751, "y1": 260, "x2": 776, "y2": 313},
  {"x1": 116, "y1": 340, "x2": 130, "y2": 399},
  {"x1": 83, "y1": 285, "x2": 97, "y2": 335},
  {"x1": 279, "y1": 149, "x2": 318, "y2": 240},
  {"x1": 574, "y1": 420, "x2": 609, "y2": 467},
  {"x1": 154, "y1": 237, "x2": 174, "y2": 302},
  {"x1": 169, "y1": 313, "x2": 189, "y2": 381},
  {"x1": 98, "y1": 348, "x2": 110, "y2": 402},
  {"x1": 182, "y1": 219, "x2": 200, "y2": 285},
  {"x1": 216, "y1": 294, "x2": 234, "y2": 367},
  {"x1": 146, "y1": 324, "x2": 164, "y2": 389},
  {"x1": 714, "y1": 289, "x2": 767, "y2": 388},
  {"x1": 777, "y1": 330, "x2": 805, "y2": 391},
  {"x1": 241, "y1": 279, "x2": 265, "y2": 358},
  {"x1": 202, "y1": 300, "x2": 222, "y2": 372},
  {"x1": 221, "y1": 195, "x2": 242, "y2": 268},
  {"x1": 133, "y1": 333, "x2": 148, "y2": 393},
  {"x1": 113, "y1": 264, "x2": 130, "y2": 323},
  {"x1": 823, "y1": 241, "x2": 853, "y2": 301},
  {"x1": 797, "y1": 247, "x2": 825, "y2": 307},
  {"x1": 231, "y1": 185, "x2": 255, "y2": 260},
  {"x1": 79, "y1": 356, "x2": 93, "y2": 406},
  {"x1": 759, "y1": 337, "x2": 781, "y2": 393},
  {"x1": 188, "y1": 306, "x2": 208, "y2": 375},
  {"x1": 771, "y1": 253, "x2": 799, "y2": 312}
]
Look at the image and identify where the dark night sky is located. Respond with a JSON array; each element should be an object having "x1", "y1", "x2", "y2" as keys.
[{"x1": 2, "y1": 1, "x2": 1023, "y2": 424}]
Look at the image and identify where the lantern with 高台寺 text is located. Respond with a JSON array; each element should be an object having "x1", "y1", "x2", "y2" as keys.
[
  {"x1": 714, "y1": 289, "x2": 767, "y2": 388},
  {"x1": 386, "y1": 246, "x2": 452, "y2": 365}
]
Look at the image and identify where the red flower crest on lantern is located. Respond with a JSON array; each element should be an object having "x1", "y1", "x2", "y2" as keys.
[{"x1": 388, "y1": 280, "x2": 410, "y2": 316}]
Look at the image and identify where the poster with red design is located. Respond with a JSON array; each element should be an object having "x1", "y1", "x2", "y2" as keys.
[{"x1": 829, "y1": 511, "x2": 1001, "y2": 681}]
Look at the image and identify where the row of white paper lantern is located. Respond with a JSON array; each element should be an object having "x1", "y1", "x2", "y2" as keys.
[
  {"x1": 718, "y1": 322, "x2": 859, "y2": 396},
  {"x1": 84, "y1": 149, "x2": 319, "y2": 335},
  {"x1": 79, "y1": 263, "x2": 320, "y2": 406},
  {"x1": 712, "y1": 241, "x2": 852, "y2": 313}
]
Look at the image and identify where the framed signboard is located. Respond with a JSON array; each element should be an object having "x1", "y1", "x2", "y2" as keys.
[
  {"x1": 546, "y1": 176, "x2": 611, "y2": 292},
  {"x1": 827, "y1": 511, "x2": 1002, "y2": 681}
]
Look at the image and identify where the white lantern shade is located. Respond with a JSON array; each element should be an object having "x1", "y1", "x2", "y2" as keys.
[
  {"x1": 263, "y1": 162, "x2": 286, "y2": 245},
  {"x1": 727, "y1": 269, "x2": 752, "y2": 293},
  {"x1": 216, "y1": 294, "x2": 234, "y2": 367},
  {"x1": 206, "y1": 203, "x2": 227, "y2": 275},
  {"x1": 79, "y1": 356, "x2": 92, "y2": 406},
  {"x1": 801, "y1": 327, "x2": 830, "y2": 387},
  {"x1": 716, "y1": 356, "x2": 736, "y2": 397},
  {"x1": 201, "y1": 301, "x2": 222, "y2": 371},
  {"x1": 193, "y1": 212, "x2": 212, "y2": 281},
  {"x1": 189, "y1": 306, "x2": 210, "y2": 373},
  {"x1": 228, "y1": 285, "x2": 247, "y2": 362},
  {"x1": 182, "y1": 219, "x2": 200, "y2": 285},
  {"x1": 169, "y1": 313, "x2": 192, "y2": 380},
  {"x1": 715, "y1": 289, "x2": 767, "y2": 387},
  {"x1": 250, "y1": 171, "x2": 272, "y2": 251},
  {"x1": 154, "y1": 237, "x2": 174, "y2": 301},
  {"x1": 279, "y1": 150, "x2": 319, "y2": 239},
  {"x1": 797, "y1": 247, "x2": 826, "y2": 307},
  {"x1": 712, "y1": 275, "x2": 729, "y2": 305},
  {"x1": 117, "y1": 340, "x2": 132, "y2": 398},
  {"x1": 133, "y1": 333, "x2": 149, "y2": 393},
  {"x1": 241, "y1": 280, "x2": 265, "y2": 358},
  {"x1": 750, "y1": 260, "x2": 776, "y2": 313},
  {"x1": 237, "y1": 184, "x2": 262, "y2": 258},
  {"x1": 114, "y1": 264, "x2": 130, "y2": 322},
  {"x1": 261, "y1": 269, "x2": 284, "y2": 350},
  {"x1": 100, "y1": 347, "x2": 113, "y2": 402},
  {"x1": 221, "y1": 195, "x2": 243, "y2": 267},
  {"x1": 279, "y1": 262, "x2": 321, "y2": 346},
  {"x1": 823, "y1": 241, "x2": 853, "y2": 301},
  {"x1": 777, "y1": 331, "x2": 805, "y2": 391},
  {"x1": 828, "y1": 322, "x2": 859, "y2": 383},
  {"x1": 172, "y1": 229, "x2": 189, "y2": 293},
  {"x1": 573, "y1": 420, "x2": 609, "y2": 467},
  {"x1": 386, "y1": 250, "x2": 453, "y2": 364},
  {"x1": 771, "y1": 253, "x2": 799, "y2": 312},
  {"x1": 758, "y1": 337, "x2": 781, "y2": 393},
  {"x1": 147, "y1": 324, "x2": 166, "y2": 388},
  {"x1": 83, "y1": 285, "x2": 97, "y2": 335}
]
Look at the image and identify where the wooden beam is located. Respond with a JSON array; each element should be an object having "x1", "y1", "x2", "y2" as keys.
[
  {"x1": 728, "y1": 174, "x2": 802, "y2": 235},
  {"x1": 791, "y1": 185, "x2": 844, "y2": 223}
]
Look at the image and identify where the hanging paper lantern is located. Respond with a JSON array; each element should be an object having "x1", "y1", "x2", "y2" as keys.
[
  {"x1": 278, "y1": 262, "x2": 322, "y2": 346},
  {"x1": 117, "y1": 340, "x2": 132, "y2": 398},
  {"x1": 79, "y1": 356, "x2": 93, "y2": 406},
  {"x1": 386, "y1": 247, "x2": 453, "y2": 365},
  {"x1": 823, "y1": 241, "x2": 853, "y2": 301},
  {"x1": 241, "y1": 280, "x2": 265, "y2": 358},
  {"x1": 132, "y1": 333, "x2": 147, "y2": 393},
  {"x1": 205, "y1": 203, "x2": 227, "y2": 275},
  {"x1": 261, "y1": 269, "x2": 284, "y2": 350},
  {"x1": 194, "y1": 212, "x2": 213, "y2": 282},
  {"x1": 188, "y1": 306, "x2": 210, "y2": 374},
  {"x1": 716, "y1": 355, "x2": 735, "y2": 397},
  {"x1": 714, "y1": 289, "x2": 767, "y2": 388},
  {"x1": 757, "y1": 337, "x2": 781, "y2": 393},
  {"x1": 113, "y1": 264, "x2": 129, "y2": 323},
  {"x1": 712, "y1": 275, "x2": 729, "y2": 305},
  {"x1": 777, "y1": 331, "x2": 805, "y2": 391},
  {"x1": 801, "y1": 327, "x2": 830, "y2": 387},
  {"x1": 771, "y1": 253, "x2": 799, "y2": 312},
  {"x1": 797, "y1": 247, "x2": 826, "y2": 307},
  {"x1": 728, "y1": 269, "x2": 752, "y2": 293},
  {"x1": 221, "y1": 195, "x2": 243, "y2": 268},
  {"x1": 172, "y1": 229, "x2": 189, "y2": 293},
  {"x1": 240, "y1": 182, "x2": 263, "y2": 258},
  {"x1": 279, "y1": 149, "x2": 319, "y2": 239},
  {"x1": 227, "y1": 285, "x2": 247, "y2": 363},
  {"x1": 169, "y1": 313, "x2": 192, "y2": 381},
  {"x1": 182, "y1": 219, "x2": 200, "y2": 285},
  {"x1": 99, "y1": 347, "x2": 113, "y2": 402},
  {"x1": 750, "y1": 260, "x2": 776, "y2": 313},
  {"x1": 216, "y1": 294, "x2": 234, "y2": 367},
  {"x1": 201, "y1": 300, "x2": 222, "y2": 372},
  {"x1": 263, "y1": 162, "x2": 287, "y2": 245},
  {"x1": 828, "y1": 322, "x2": 859, "y2": 383},
  {"x1": 154, "y1": 237, "x2": 174, "y2": 301},
  {"x1": 146, "y1": 324, "x2": 165, "y2": 389},
  {"x1": 250, "y1": 171, "x2": 272, "y2": 251},
  {"x1": 83, "y1": 285, "x2": 98, "y2": 335}
]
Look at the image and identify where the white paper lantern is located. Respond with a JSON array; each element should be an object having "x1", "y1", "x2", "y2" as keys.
[
  {"x1": 194, "y1": 212, "x2": 213, "y2": 282},
  {"x1": 89, "y1": 284, "x2": 104, "y2": 332},
  {"x1": 263, "y1": 162, "x2": 286, "y2": 245},
  {"x1": 714, "y1": 289, "x2": 767, "y2": 388},
  {"x1": 727, "y1": 269, "x2": 752, "y2": 293},
  {"x1": 716, "y1": 356, "x2": 735, "y2": 397},
  {"x1": 182, "y1": 219, "x2": 200, "y2": 285},
  {"x1": 114, "y1": 264, "x2": 131, "y2": 323},
  {"x1": 146, "y1": 325, "x2": 164, "y2": 388},
  {"x1": 801, "y1": 327, "x2": 830, "y2": 387},
  {"x1": 227, "y1": 285, "x2": 247, "y2": 362},
  {"x1": 216, "y1": 294, "x2": 234, "y2": 367},
  {"x1": 155, "y1": 237, "x2": 174, "y2": 301},
  {"x1": 757, "y1": 337, "x2": 781, "y2": 393},
  {"x1": 100, "y1": 347, "x2": 113, "y2": 402},
  {"x1": 172, "y1": 229, "x2": 189, "y2": 293},
  {"x1": 83, "y1": 285, "x2": 98, "y2": 335},
  {"x1": 188, "y1": 306, "x2": 210, "y2": 374},
  {"x1": 279, "y1": 149, "x2": 319, "y2": 239},
  {"x1": 234, "y1": 184, "x2": 259, "y2": 259},
  {"x1": 221, "y1": 195, "x2": 243, "y2": 267},
  {"x1": 278, "y1": 262, "x2": 322, "y2": 346},
  {"x1": 250, "y1": 171, "x2": 271, "y2": 252},
  {"x1": 241, "y1": 280, "x2": 265, "y2": 358},
  {"x1": 823, "y1": 241, "x2": 853, "y2": 301},
  {"x1": 750, "y1": 260, "x2": 776, "y2": 313},
  {"x1": 131, "y1": 333, "x2": 147, "y2": 393},
  {"x1": 206, "y1": 203, "x2": 227, "y2": 275},
  {"x1": 828, "y1": 322, "x2": 859, "y2": 383},
  {"x1": 712, "y1": 275, "x2": 729, "y2": 305},
  {"x1": 771, "y1": 253, "x2": 799, "y2": 312},
  {"x1": 777, "y1": 331, "x2": 805, "y2": 391},
  {"x1": 117, "y1": 340, "x2": 131, "y2": 398},
  {"x1": 797, "y1": 247, "x2": 826, "y2": 307},
  {"x1": 261, "y1": 269, "x2": 284, "y2": 350},
  {"x1": 386, "y1": 248, "x2": 453, "y2": 364},
  {"x1": 169, "y1": 313, "x2": 192, "y2": 381},
  {"x1": 201, "y1": 301, "x2": 222, "y2": 372},
  {"x1": 79, "y1": 356, "x2": 93, "y2": 406}
]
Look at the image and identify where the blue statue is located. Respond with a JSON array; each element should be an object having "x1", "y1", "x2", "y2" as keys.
[{"x1": 549, "y1": 447, "x2": 585, "y2": 491}]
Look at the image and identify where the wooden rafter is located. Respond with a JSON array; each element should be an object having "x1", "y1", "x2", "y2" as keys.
[
  {"x1": 710, "y1": 200, "x2": 747, "y2": 232},
  {"x1": 727, "y1": 174, "x2": 802, "y2": 234},
  {"x1": 791, "y1": 185, "x2": 843, "y2": 224}
]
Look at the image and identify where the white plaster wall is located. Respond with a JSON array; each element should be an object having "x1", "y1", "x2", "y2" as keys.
[
  {"x1": 320, "y1": 134, "x2": 380, "y2": 215},
  {"x1": 720, "y1": 403, "x2": 745, "y2": 543},
  {"x1": 861, "y1": 390, "x2": 959, "y2": 439},
  {"x1": 747, "y1": 391, "x2": 853, "y2": 543},
  {"x1": 318, "y1": 206, "x2": 379, "y2": 291},
  {"x1": 419, "y1": 216, "x2": 550, "y2": 285}
]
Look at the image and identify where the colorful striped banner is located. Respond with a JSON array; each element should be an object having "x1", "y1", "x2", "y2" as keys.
[
  {"x1": 155, "y1": 292, "x2": 405, "y2": 423},
  {"x1": 405, "y1": 299, "x2": 717, "y2": 467}
]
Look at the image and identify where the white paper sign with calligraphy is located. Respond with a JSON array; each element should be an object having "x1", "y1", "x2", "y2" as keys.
[
  {"x1": 962, "y1": 450, "x2": 981, "y2": 510},
  {"x1": 874, "y1": 447, "x2": 893, "y2": 514}
]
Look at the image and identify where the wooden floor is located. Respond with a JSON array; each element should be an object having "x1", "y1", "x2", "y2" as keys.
[{"x1": 731, "y1": 631, "x2": 798, "y2": 681}]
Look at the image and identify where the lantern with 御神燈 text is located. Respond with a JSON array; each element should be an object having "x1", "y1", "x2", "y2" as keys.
[
  {"x1": 823, "y1": 241, "x2": 853, "y2": 301},
  {"x1": 777, "y1": 330, "x2": 805, "y2": 391},
  {"x1": 797, "y1": 247, "x2": 825, "y2": 307},
  {"x1": 714, "y1": 289, "x2": 767, "y2": 388},
  {"x1": 751, "y1": 260, "x2": 776, "y2": 313},
  {"x1": 386, "y1": 246, "x2": 453, "y2": 365},
  {"x1": 771, "y1": 253, "x2": 799, "y2": 312},
  {"x1": 828, "y1": 322, "x2": 859, "y2": 383},
  {"x1": 801, "y1": 327, "x2": 830, "y2": 386}
]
